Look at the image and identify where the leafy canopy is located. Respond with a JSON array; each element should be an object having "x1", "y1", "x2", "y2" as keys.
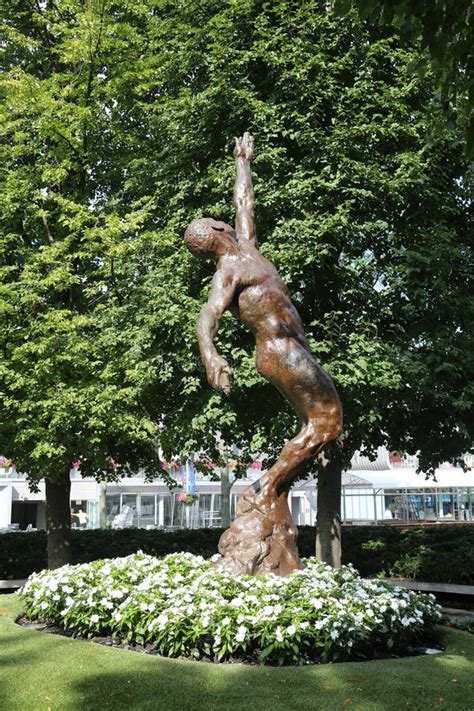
[
  {"x1": 332, "y1": 0, "x2": 473, "y2": 154},
  {"x1": 0, "y1": 1, "x2": 472, "y2": 485}
]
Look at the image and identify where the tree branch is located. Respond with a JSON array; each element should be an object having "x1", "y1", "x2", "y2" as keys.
[{"x1": 41, "y1": 214, "x2": 54, "y2": 243}]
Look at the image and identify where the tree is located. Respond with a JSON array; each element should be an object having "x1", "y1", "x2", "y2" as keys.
[
  {"x1": 0, "y1": 0, "x2": 168, "y2": 567},
  {"x1": 2, "y1": 1, "x2": 472, "y2": 569}
]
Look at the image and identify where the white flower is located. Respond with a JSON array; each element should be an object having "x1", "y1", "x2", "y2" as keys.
[
  {"x1": 40, "y1": 601, "x2": 48, "y2": 610},
  {"x1": 275, "y1": 626, "x2": 284, "y2": 642},
  {"x1": 235, "y1": 626, "x2": 248, "y2": 643},
  {"x1": 330, "y1": 630, "x2": 339, "y2": 640},
  {"x1": 90, "y1": 614, "x2": 100, "y2": 623},
  {"x1": 287, "y1": 625, "x2": 296, "y2": 636}
]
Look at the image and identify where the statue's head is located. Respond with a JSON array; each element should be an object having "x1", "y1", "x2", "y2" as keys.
[{"x1": 184, "y1": 218, "x2": 237, "y2": 259}]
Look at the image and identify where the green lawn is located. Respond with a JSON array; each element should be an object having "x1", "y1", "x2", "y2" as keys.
[{"x1": 1, "y1": 594, "x2": 473, "y2": 711}]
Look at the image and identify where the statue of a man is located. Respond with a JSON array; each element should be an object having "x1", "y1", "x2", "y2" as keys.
[{"x1": 185, "y1": 133, "x2": 342, "y2": 576}]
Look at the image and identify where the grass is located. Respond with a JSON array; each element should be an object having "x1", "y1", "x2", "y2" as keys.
[{"x1": 1, "y1": 594, "x2": 473, "y2": 711}]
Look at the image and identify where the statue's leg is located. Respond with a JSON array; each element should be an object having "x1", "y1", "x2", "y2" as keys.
[
  {"x1": 215, "y1": 337, "x2": 341, "y2": 576},
  {"x1": 236, "y1": 419, "x2": 337, "y2": 517},
  {"x1": 239, "y1": 336, "x2": 342, "y2": 510}
]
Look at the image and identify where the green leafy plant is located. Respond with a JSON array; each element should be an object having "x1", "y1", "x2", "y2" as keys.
[{"x1": 446, "y1": 619, "x2": 474, "y2": 636}]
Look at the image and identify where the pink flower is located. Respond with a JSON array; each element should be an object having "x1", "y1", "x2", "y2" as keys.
[{"x1": 176, "y1": 492, "x2": 198, "y2": 506}]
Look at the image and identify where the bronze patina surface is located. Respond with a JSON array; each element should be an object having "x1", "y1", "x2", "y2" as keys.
[{"x1": 185, "y1": 133, "x2": 342, "y2": 576}]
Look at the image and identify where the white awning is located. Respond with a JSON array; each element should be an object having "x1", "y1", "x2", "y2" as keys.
[{"x1": 350, "y1": 467, "x2": 473, "y2": 490}]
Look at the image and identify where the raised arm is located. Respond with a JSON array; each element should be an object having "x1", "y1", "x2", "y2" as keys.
[
  {"x1": 233, "y1": 132, "x2": 257, "y2": 247},
  {"x1": 197, "y1": 270, "x2": 237, "y2": 395}
]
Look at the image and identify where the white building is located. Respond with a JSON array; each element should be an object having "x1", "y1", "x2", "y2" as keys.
[{"x1": 0, "y1": 449, "x2": 472, "y2": 531}]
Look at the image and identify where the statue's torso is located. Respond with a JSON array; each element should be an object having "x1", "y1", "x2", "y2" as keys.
[{"x1": 227, "y1": 247, "x2": 307, "y2": 344}]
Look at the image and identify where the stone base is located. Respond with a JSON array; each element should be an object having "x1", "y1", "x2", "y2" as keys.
[{"x1": 213, "y1": 479, "x2": 302, "y2": 577}]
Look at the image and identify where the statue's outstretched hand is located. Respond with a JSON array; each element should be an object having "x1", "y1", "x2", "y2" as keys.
[
  {"x1": 233, "y1": 132, "x2": 254, "y2": 161},
  {"x1": 206, "y1": 355, "x2": 233, "y2": 396}
]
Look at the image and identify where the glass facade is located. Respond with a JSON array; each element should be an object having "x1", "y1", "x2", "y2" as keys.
[
  {"x1": 105, "y1": 492, "x2": 228, "y2": 529},
  {"x1": 382, "y1": 488, "x2": 474, "y2": 523},
  {"x1": 338, "y1": 487, "x2": 474, "y2": 525},
  {"x1": 100, "y1": 487, "x2": 474, "y2": 529}
]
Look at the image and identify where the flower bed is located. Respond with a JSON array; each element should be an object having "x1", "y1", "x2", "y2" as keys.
[{"x1": 19, "y1": 552, "x2": 442, "y2": 665}]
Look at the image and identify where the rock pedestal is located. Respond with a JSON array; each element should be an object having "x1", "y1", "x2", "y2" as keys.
[{"x1": 213, "y1": 477, "x2": 302, "y2": 576}]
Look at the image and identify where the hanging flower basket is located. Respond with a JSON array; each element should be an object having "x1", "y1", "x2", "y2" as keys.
[{"x1": 176, "y1": 492, "x2": 199, "y2": 506}]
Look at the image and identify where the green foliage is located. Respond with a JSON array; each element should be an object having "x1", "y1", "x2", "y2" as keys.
[
  {"x1": 333, "y1": 0, "x2": 473, "y2": 153},
  {"x1": 0, "y1": 0, "x2": 166, "y2": 484},
  {"x1": 2, "y1": 524, "x2": 474, "y2": 583},
  {"x1": 0, "y1": 1, "x2": 472, "y2": 486},
  {"x1": 448, "y1": 619, "x2": 474, "y2": 635},
  {"x1": 336, "y1": 524, "x2": 474, "y2": 584}
]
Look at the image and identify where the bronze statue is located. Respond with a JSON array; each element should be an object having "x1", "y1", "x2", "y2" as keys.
[{"x1": 185, "y1": 133, "x2": 342, "y2": 576}]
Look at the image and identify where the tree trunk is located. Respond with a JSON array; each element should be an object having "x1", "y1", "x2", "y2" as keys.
[
  {"x1": 45, "y1": 472, "x2": 72, "y2": 569},
  {"x1": 220, "y1": 460, "x2": 232, "y2": 529},
  {"x1": 316, "y1": 448, "x2": 343, "y2": 567},
  {"x1": 99, "y1": 479, "x2": 107, "y2": 528}
]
